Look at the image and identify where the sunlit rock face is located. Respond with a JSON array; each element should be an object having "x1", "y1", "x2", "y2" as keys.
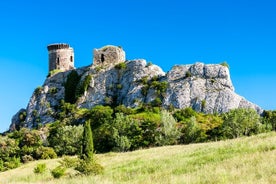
[{"x1": 10, "y1": 49, "x2": 262, "y2": 130}]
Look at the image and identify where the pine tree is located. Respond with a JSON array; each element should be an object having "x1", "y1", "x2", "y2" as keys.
[{"x1": 81, "y1": 120, "x2": 94, "y2": 161}]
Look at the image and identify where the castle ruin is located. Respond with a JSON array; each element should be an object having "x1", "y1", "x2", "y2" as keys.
[
  {"x1": 47, "y1": 44, "x2": 126, "y2": 72},
  {"x1": 93, "y1": 45, "x2": 125, "y2": 66},
  {"x1": 47, "y1": 43, "x2": 74, "y2": 72}
]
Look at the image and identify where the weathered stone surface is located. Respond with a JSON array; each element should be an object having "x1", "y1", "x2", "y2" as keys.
[
  {"x1": 10, "y1": 61, "x2": 262, "y2": 130},
  {"x1": 93, "y1": 45, "x2": 125, "y2": 66}
]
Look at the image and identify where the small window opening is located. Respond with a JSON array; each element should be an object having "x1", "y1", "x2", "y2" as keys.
[
  {"x1": 101, "y1": 54, "x2": 105, "y2": 63},
  {"x1": 70, "y1": 56, "x2": 73, "y2": 62},
  {"x1": 57, "y1": 57, "x2": 60, "y2": 65}
]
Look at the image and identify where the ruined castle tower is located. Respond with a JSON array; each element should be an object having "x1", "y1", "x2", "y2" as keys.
[
  {"x1": 47, "y1": 43, "x2": 74, "y2": 72},
  {"x1": 93, "y1": 45, "x2": 125, "y2": 66}
]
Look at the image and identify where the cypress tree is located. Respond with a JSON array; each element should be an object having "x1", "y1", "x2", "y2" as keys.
[{"x1": 81, "y1": 120, "x2": 94, "y2": 161}]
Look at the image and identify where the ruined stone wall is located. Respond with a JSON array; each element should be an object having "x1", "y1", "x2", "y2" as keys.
[
  {"x1": 93, "y1": 45, "x2": 125, "y2": 66},
  {"x1": 47, "y1": 43, "x2": 74, "y2": 72}
]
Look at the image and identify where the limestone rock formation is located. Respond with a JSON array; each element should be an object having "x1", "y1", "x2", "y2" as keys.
[{"x1": 10, "y1": 60, "x2": 262, "y2": 130}]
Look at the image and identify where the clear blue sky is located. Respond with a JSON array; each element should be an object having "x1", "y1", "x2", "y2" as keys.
[{"x1": 0, "y1": 0, "x2": 276, "y2": 132}]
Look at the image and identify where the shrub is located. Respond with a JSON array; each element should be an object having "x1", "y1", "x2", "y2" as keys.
[
  {"x1": 185, "y1": 71, "x2": 192, "y2": 78},
  {"x1": 47, "y1": 69, "x2": 62, "y2": 77},
  {"x1": 115, "y1": 62, "x2": 127, "y2": 70},
  {"x1": 151, "y1": 98, "x2": 162, "y2": 107},
  {"x1": 59, "y1": 156, "x2": 79, "y2": 168},
  {"x1": 179, "y1": 116, "x2": 204, "y2": 144},
  {"x1": 34, "y1": 86, "x2": 43, "y2": 96},
  {"x1": 75, "y1": 74, "x2": 92, "y2": 98},
  {"x1": 51, "y1": 166, "x2": 66, "y2": 178},
  {"x1": 22, "y1": 155, "x2": 34, "y2": 163},
  {"x1": 3, "y1": 157, "x2": 21, "y2": 170},
  {"x1": 140, "y1": 76, "x2": 148, "y2": 85},
  {"x1": 35, "y1": 146, "x2": 57, "y2": 159},
  {"x1": 116, "y1": 84, "x2": 123, "y2": 89},
  {"x1": 221, "y1": 108, "x2": 262, "y2": 139},
  {"x1": 49, "y1": 87, "x2": 58, "y2": 95},
  {"x1": 262, "y1": 110, "x2": 276, "y2": 131},
  {"x1": 220, "y1": 61, "x2": 230, "y2": 69},
  {"x1": 75, "y1": 159, "x2": 103, "y2": 175},
  {"x1": 33, "y1": 163, "x2": 46, "y2": 174},
  {"x1": 146, "y1": 62, "x2": 153, "y2": 67},
  {"x1": 155, "y1": 110, "x2": 181, "y2": 146},
  {"x1": 173, "y1": 107, "x2": 197, "y2": 122}
]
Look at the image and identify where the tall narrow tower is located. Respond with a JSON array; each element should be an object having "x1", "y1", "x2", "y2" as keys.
[{"x1": 47, "y1": 43, "x2": 74, "y2": 72}]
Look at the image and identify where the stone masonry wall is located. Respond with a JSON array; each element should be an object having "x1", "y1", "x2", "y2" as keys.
[{"x1": 93, "y1": 45, "x2": 125, "y2": 66}]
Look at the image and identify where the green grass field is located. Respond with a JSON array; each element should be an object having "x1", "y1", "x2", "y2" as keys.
[{"x1": 0, "y1": 132, "x2": 275, "y2": 184}]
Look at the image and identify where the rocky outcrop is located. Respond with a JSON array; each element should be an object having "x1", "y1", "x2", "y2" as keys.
[{"x1": 10, "y1": 61, "x2": 262, "y2": 130}]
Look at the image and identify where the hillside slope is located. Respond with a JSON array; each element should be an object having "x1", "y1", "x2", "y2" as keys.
[{"x1": 1, "y1": 132, "x2": 275, "y2": 184}]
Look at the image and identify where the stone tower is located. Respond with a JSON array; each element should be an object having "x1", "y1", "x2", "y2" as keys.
[
  {"x1": 47, "y1": 43, "x2": 74, "y2": 72},
  {"x1": 93, "y1": 45, "x2": 125, "y2": 66}
]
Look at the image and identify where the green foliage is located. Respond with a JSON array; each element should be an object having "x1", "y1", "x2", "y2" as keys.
[
  {"x1": 111, "y1": 113, "x2": 133, "y2": 152},
  {"x1": 48, "y1": 124, "x2": 83, "y2": 156},
  {"x1": 185, "y1": 71, "x2": 192, "y2": 78},
  {"x1": 1, "y1": 157, "x2": 21, "y2": 171},
  {"x1": 81, "y1": 120, "x2": 94, "y2": 161},
  {"x1": 19, "y1": 111, "x2": 27, "y2": 122},
  {"x1": 59, "y1": 156, "x2": 79, "y2": 168},
  {"x1": 116, "y1": 84, "x2": 123, "y2": 89},
  {"x1": 179, "y1": 116, "x2": 204, "y2": 144},
  {"x1": 151, "y1": 97, "x2": 162, "y2": 107},
  {"x1": 140, "y1": 76, "x2": 167, "y2": 98},
  {"x1": 173, "y1": 107, "x2": 197, "y2": 122},
  {"x1": 76, "y1": 74, "x2": 92, "y2": 98},
  {"x1": 201, "y1": 99, "x2": 206, "y2": 111},
  {"x1": 104, "y1": 97, "x2": 113, "y2": 105},
  {"x1": 114, "y1": 105, "x2": 136, "y2": 115},
  {"x1": 0, "y1": 136, "x2": 20, "y2": 171},
  {"x1": 34, "y1": 86, "x2": 43, "y2": 96},
  {"x1": 141, "y1": 84, "x2": 149, "y2": 96},
  {"x1": 47, "y1": 69, "x2": 62, "y2": 77},
  {"x1": 49, "y1": 87, "x2": 58, "y2": 95},
  {"x1": 51, "y1": 166, "x2": 66, "y2": 178},
  {"x1": 56, "y1": 101, "x2": 80, "y2": 125},
  {"x1": 140, "y1": 76, "x2": 148, "y2": 85},
  {"x1": 35, "y1": 147, "x2": 57, "y2": 159},
  {"x1": 64, "y1": 70, "x2": 81, "y2": 104},
  {"x1": 220, "y1": 61, "x2": 230, "y2": 69},
  {"x1": 95, "y1": 66, "x2": 103, "y2": 72},
  {"x1": 146, "y1": 62, "x2": 153, "y2": 67},
  {"x1": 221, "y1": 108, "x2": 263, "y2": 139},
  {"x1": 75, "y1": 159, "x2": 103, "y2": 175},
  {"x1": 115, "y1": 62, "x2": 127, "y2": 70},
  {"x1": 262, "y1": 110, "x2": 276, "y2": 131},
  {"x1": 33, "y1": 163, "x2": 46, "y2": 174},
  {"x1": 87, "y1": 105, "x2": 113, "y2": 129},
  {"x1": 155, "y1": 110, "x2": 181, "y2": 146}
]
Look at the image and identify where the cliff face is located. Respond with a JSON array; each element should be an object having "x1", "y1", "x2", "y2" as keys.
[{"x1": 10, "y1": 60, "x2": 262, "y2": 130}]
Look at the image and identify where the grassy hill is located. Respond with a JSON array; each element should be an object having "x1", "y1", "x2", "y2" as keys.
[{"x1": 0, "y1": 132, "x2": 275, "y2": 184}]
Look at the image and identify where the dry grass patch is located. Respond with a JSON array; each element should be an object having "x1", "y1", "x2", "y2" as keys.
[{"x1": 0, "y1": 132, "x2": 275, "y2": 184}]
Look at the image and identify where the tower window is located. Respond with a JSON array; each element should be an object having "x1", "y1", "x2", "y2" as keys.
[
  {"x1": 57, "y1": 57, "x2": 60, "y2": 65},
  {"x1": 70, "y1": 56, "x2": 73, "y2": 62},
  {"x1": 101, "y1": 54, "x2": 105, "y2": 63}
]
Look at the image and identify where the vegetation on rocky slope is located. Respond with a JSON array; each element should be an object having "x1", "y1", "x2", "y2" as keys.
[{"x1": 1, "y1": 101, "x2": 275, "y2": 172}]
